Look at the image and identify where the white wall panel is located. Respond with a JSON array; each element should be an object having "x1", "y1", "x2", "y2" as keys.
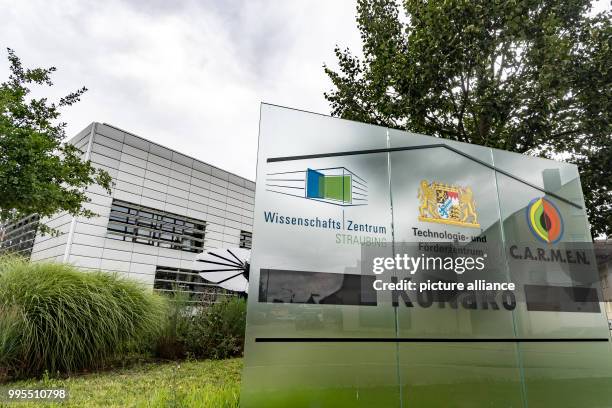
[
  {"x1": 113, "y1": 190, "x2": 142, "y2": 205},
  {"x1": 140, "y1": 196, "x2": 165, "y2": 209},
  {"x1": 180, "y1": 259, "x2": 195, "y2": 269},
  {"x1": 145, "y1": 169, "x2": 169, "y2": 184},
  {"x1": 180, "y1": 251, "x2": 196, "y2": 260},
  {"x1": 120, "y1": 152, "x2": 147, "y2": 168},
  {"x1": 187, "y1": 200, "x2": 207, "y2": 212},
  {"x1": 210, "y1": 176, "x2": 229, "y2": 189},
  {"x1": 128, "y1": 272, "x2": 155, "y2": 286},
  {"x1": 171, "y1": 162, "x2": 192, "y2": 176},
  {"x1": 102, "y1": 248, "x2": 132, "y2": 261},
  {"x1": 164, "y1": 203, "x2": 187, "y2": 216},
  {"x1": 172, "y1": 152, "x2": 193, "y2": 168},
  {"x1": 116, "y1": 171, "x2": 144, "y2": 186},
  {"x1": 223, "y1": 235, "x2": 240, "y2": 245},
  {"x1": 191, "y1": 168, "x2": 211, "y2": 181},
  {"x1": 224, "y1": 219, "x2": 241, "y2": 230},
  {"x1": 91, "y1": 143, "x2": 121, "y2": 160},
  {"x1": 206, "y1": 206, "x2": 225, "y2": 217},
  {"x1": 205, "y1": 231, "x2": 224, "y2": 241},
  {"x1": 104, "y1": 238, "x2": 134, "y2": 252},
  {"x1": 92, "y1": 164, "x2": 118, "y2": 179},
  {"x1": 100, "y1": 258, "x2": 130, "y2": 272},
  {"x1": 204, "y1": 239, "x2": 222, "y2": 249},
  {"x1": 131, "y1": 242, "x2": 158, "y2": 255},
  {"x1": 33, "y1": 245, "x2": 66, "y2": 260},
  {"x1": 158, "y1": 247, "x2": 183, "y2": 259},
  {"x1": 189, "y1": 193, "x2": 208, "y2": 208},
  {"x1": 187, "y1": 208, "x2": 208, "y2": 221},
  {"x1": 90, "y1": 153, "x2": 120, "y2": 169},
  {"x1": 123, "y1": 134, "x2": 150, "y2": 151},
  {"x1": 149, "y1": 143, "x2": 171, "y2": 159},
  {"x1": 166, "y1": 195, "x2": 188, "y2": 208},
  {"x1": 119, "y1": 162, "x2": 146, "y2": 177},
  {"x1": 157, "y1": 256, "x2": 180, "y2": 268},
  {"x1": 143, "y1": 179, "x2": 168, "y2": 194},
  {"x1": 72, "y1": 233, "x2": 106, "y2": 247},
  {"x1": 97, "y1": 125, "x2": 126, "y2": 143},
  {"x1": 69, "y1": 255, "x2": 102, "y2": 269},
  {"x1": 131, "y1": 252, "x2": 157, "y2": 265},
  {"x1": 209, "y1": 191, "x2": 227, "y2": 204},
  {"x1": 167, "y1": 186, "x2": 189, "y2": 199},
  {"x1": 170, "y1": 170, "x2": 190, "y2": 183},
  {"x1": 85, "y1": 184, "x2": 112, "y2": 198},
  {"x1": 129, "y1": 263, "x2": 155, "y2": 275},
  {"x1": 94, "y1": 135, "x2": 124, "y2": 151},
  {"x1": 190, "y1": 176, "x2": 210, "y2": 189},
  {"x1": 76, "y1": 215, "x2": 109, "y2": 227},
  {"x1": 148, "y1": 152, "x2": 172, "y2": 168},
  {"x1": 74, "y1": 223, "x2": 107, "y2": 236},
  {"x1": 171, "y1": 180, "x2": 190, "y2": 192},
  {"x1": 115, "y1": 180, "x2": 143, "y2": 196},
  {"x1": 122, "y1": 144, "x2": 148, "y2": 160},
  {"x1": 193, "y1": 161, "x2": 212, "y2": 175},
  {"x1": 211, "y1": 168, "x2": 229, "y2": 181},
  {"x1": 70, "y1": 244, "x2": 104, "y2": 258}
]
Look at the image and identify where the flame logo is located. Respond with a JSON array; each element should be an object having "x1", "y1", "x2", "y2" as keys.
[{"x1": 526, "y1": 197, "x2": 564, "y2": 243}]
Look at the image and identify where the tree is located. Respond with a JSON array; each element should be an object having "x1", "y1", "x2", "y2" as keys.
[
  {"x1": 324, "y1": 0, "x2": 611, "y2": 238},
  {"x1": 0, "y1": 49, "x2": 111, "y2": 234}
]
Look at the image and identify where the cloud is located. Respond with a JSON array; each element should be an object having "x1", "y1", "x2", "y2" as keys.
[
  {"x1": 0, "y1": 0, "x2": 361, "y2": 180},
  {"x1": 5, "y1": 0, "x2": 605, "y2": 182}
]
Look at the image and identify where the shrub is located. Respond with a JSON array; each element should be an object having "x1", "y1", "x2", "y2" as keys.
[
  {"x1": 179, "y1": 297, "x2": 247, "y2": 360},
  {"x1": 0, "y1": 257, "x2": 168, "y2": 378},
  {"x1": 0, "y1": 305, "x2": 24, "y2": 381},
  {"x1": 154, "y1": 296, "x2": 247, "y2": 361},
  {"x1": 154, "y1": 290, "x2": 190, "y2": 360}
]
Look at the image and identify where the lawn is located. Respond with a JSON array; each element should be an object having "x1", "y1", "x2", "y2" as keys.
[{"x1": 0, "y1": 358, "x2": 242, "y2": 408}]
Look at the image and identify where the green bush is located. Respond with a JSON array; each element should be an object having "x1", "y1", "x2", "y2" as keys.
[
  {"x1": 180, "y1": 297, "x2": 247, "y2": 360},
  {"x1": 155, "y1": 296, "x2": 247, "y2": 361},
  {"x1": 154, "y1": 290, "x2": 190, "y2": 360},
  {"x1": 0, "y1": 305, "x2": 24, "y2": 381},
  {"x1": 0, "y1": 257, "x2": 168, "y2": 378}
]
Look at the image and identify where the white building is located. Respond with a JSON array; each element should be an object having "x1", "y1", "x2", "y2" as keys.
[{"x1": 0, "y1": 123, "x2": 255, "y2": 302}]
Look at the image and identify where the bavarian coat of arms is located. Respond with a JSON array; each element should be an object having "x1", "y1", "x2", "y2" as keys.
[{"x1": 417, "y1": 180, "x2": 479, "y2": 228}]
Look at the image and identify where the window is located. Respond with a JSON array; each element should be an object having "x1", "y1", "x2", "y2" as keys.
[
  {"x1": 240, "y1": 230, "x2": 252, "y2": 249},
  {"x1": 0, "y1": 214, "x2": 40, "y2": 258},
  {"x1": 153, "y1": 266, "x2": 237, "y2": 304},
  {"x1": 107, "y1": 199, "x2": 205, "y2": 253}
]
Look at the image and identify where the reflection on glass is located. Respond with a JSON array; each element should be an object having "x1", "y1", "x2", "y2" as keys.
[{"x1": 241, "y1": 104, "x2": 612, "y2": 408}]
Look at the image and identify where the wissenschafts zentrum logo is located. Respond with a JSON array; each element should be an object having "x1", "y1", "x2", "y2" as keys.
[
  {"x1": 265, "y1": 167, "x2": 367, "y2": 206},
  {"x1": 526, "y1": 197, "x2": 564, "y2": 243}
]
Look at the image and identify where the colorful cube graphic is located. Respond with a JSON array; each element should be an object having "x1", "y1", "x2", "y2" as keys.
[{"x1": 306, "y1": 168, "x2": 352, "y2": 204}]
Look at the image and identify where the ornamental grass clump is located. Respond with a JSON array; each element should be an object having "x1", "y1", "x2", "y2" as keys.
[{"x1": 0, "y1": 257, "x2": 168, "y2": 378}]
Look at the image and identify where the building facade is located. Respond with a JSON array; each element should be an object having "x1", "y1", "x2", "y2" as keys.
[{"x1": 0, "y1": 123, "x2": 255, "y2": 302}]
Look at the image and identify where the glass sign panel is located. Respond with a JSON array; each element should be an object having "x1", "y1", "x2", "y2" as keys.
[{"x1": 240, "y1": 104, "x2": 612, "y2": 408}]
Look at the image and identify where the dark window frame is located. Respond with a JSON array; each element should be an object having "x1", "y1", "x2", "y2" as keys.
[
  {"x1": 153, "y1": 266, "x2": 238, "y2": 304},
  {"x1": 0, "y1": 214, "x2": 40, "y2": 258},
  {"x1": 107, "y1": 199, "x2": 206, "y2": 253},
  {"x1": 240, "y1": 230, "x2": 252, "y2": 249}
]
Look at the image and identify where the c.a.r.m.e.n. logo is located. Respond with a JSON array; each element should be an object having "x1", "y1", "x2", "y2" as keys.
[
  {"x1": 265, "y1": 167, "x2": 367, "y2": 206},
  {"x1": 526, "y1": 197, "x2": 564, "y2": 243}
]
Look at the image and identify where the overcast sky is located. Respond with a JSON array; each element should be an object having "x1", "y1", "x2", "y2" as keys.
[
  {"x1": 1, "y1": 1, "x2": 608, "y2": 181},
  {"x1": 0, "y1": 0, "x2": 361, "y2": 181}
]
